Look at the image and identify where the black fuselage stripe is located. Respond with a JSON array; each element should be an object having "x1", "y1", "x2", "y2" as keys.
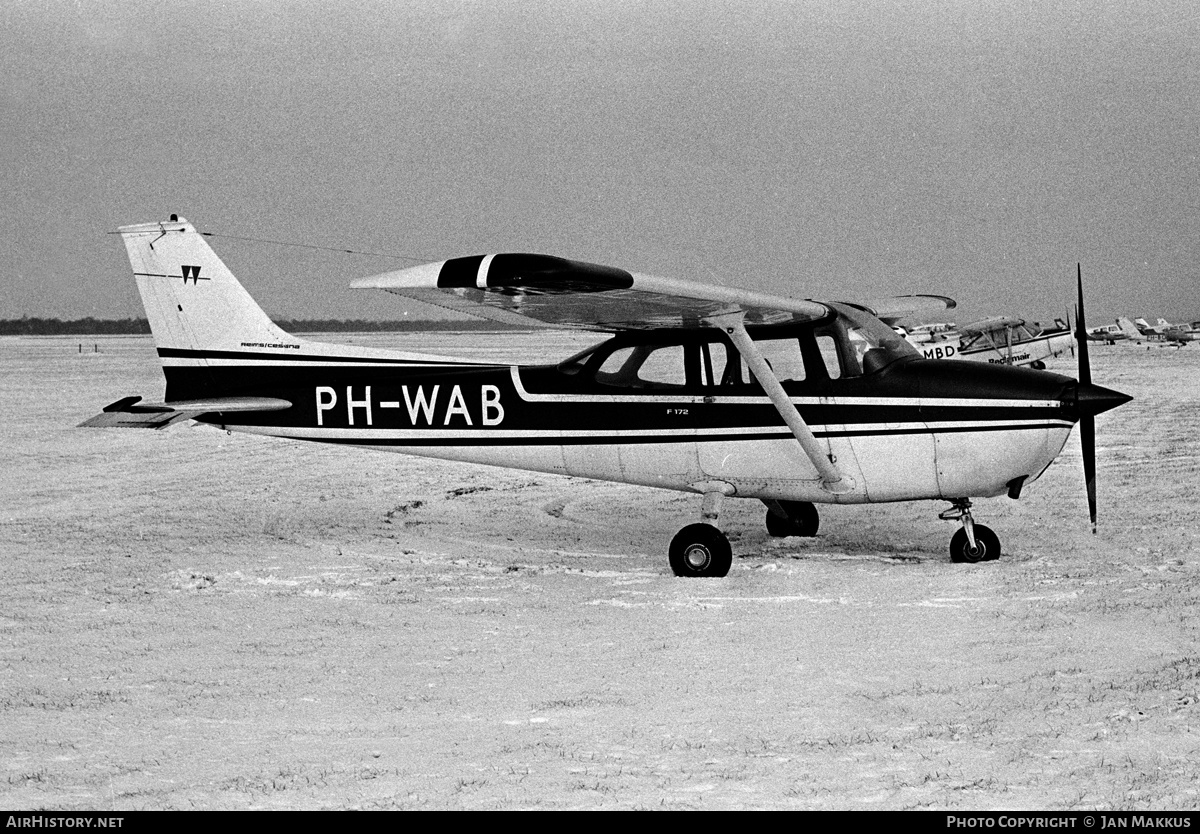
[
  {"x1": 159, "y1": 355, "x2": 1077, "y2": 432},
  {"x1": 213, "y1": 422, "x2": 1069, "y2": 447}
]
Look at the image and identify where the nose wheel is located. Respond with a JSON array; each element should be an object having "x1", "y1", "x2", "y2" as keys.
[{"x1": 940, "y1": 499, "x2": 1002, "y2": 563}]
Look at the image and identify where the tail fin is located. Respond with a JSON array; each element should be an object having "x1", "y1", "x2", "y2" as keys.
[
  {"x1": 120, "y1": 216, "x2": 300, "y2": 353},
  {"x1": 1116, "y1": 317, "x2": 1142, "y2": 340}
]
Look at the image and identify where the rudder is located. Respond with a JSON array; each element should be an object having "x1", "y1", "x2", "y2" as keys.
[{"x1": 1116, "y1": 317, "x2": 1142, "y2": 340}]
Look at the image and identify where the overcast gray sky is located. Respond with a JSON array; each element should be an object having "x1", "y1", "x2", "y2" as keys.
[{"x1": 2, "y1": 0, "x2": 1197, "y2": 324}]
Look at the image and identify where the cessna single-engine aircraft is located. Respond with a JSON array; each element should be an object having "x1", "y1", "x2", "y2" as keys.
[
  {"x1": 1085, "y1": 318, "x2": 1142, "y2": 344},
  {"x1": 1127, "y1": 316, "x2": 1200, "y2": 345},
  {"x1": 81, "y1": 217, "x2": 1131, "y2": 576},
  {"x1": 1133, "y1": 318, "x2": 1170, "y2": 337},
  {"x1": 1161, "y1": 321, "x2": 1200, "y2": 344}
]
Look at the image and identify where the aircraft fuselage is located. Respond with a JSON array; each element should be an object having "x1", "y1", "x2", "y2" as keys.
[{"x1": 173, "y1": 342, "x2": 1081, "y2": 506}]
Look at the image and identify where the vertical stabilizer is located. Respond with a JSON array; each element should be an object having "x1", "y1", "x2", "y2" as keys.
[
  {"x1": 1116, "y1": 317, "x2": 1142, "y2": 340},
  {"x1": 120, "y1": 216, "x2": 299, "y2": 353}
]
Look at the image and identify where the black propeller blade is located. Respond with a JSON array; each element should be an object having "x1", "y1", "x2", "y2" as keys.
[{"x1": 1075, "y1": 264, "x2": 1097, "y2": 534}]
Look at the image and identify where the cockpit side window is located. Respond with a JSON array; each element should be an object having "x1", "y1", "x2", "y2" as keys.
[
  {"x1": 701, "y1": 340, "x2": 739, "y2": 386},
  {"x1": 815, "y1": 332, "x2": 844, "y2": 379},
  {"x1": 574, "y1": 336, "x2": 748, "y2": 391},
  {"x1": 595, "y1": 346, "x2": 642, "y2": 385},
  {"x1": 556, "y1": 311, "x2": 914, "y2": 394},
  {"x1": 595, "y1": 343, "x2": 688, "y2": 388},
  {"x1": 636, "y1": 344, "x2": 687, "y2": 387},
  {"x1": 740, "y1": 335, "x2": 807, "y2": 384},
  {"x1": 814, "y1": 319, "x2": 863, "y2": 377},
  {"x1": 963, "y1": 331, "x2": 990, "y2": 351}
]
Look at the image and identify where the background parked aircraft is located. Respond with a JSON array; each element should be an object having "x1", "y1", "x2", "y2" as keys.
[
  {"x1": 1162, "y1": 321, "x2": 1200, "y2": 344},
  {"x1": 1133, "y1": 317, "x2": 1174, "y2": 336},
  {"x1": 900, "y1": 317, "x2": 1073, "y2": 368},
  {"x1": 956, "y1": 317, "x2": 1073, "y2": 369},
  {"x1": 1085, "y1": 318, "x2": 1142, "y2": 344},
  {"x1": 900, "y1": 322, "x2": 958, "y2": 344}
]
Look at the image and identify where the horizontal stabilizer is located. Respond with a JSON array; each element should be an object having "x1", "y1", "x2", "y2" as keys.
[
  {"x1": 77, "y1": 409, "x2": 193, "y2": 429},
  {"x1": 78, "y1": 396, "x2": 292, "y2": 429}
]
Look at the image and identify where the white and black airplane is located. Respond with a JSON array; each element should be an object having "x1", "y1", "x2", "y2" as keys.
[
  {"x1": 906, "y1": 316, "x2": 1075, "y2": 369},
  {"x1": 1085, "y1": 318, "x2": 1142, "y2": 344},
  {"x1": 81, "y1": 217, "x2": 1131, "y2": 576},
  {"x1": 1130, "y1": 316, "x2": 1200, "y2": 345},
  {"x1": 1161, "y1": 321, "x2": 1200, "y2": 344}
]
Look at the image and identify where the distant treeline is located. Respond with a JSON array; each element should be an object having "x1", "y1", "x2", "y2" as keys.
[
  {"x1": 0, "y1": 317, "x2": 152, "y2": 335},
  {"x1": 0, "y1": 317, "x2": 526, "y2": 335}
]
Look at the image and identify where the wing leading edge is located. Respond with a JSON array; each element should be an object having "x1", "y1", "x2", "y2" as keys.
[
  {"x1": 842, "y1": 294, "x2": 957, "y2": 326},
  {"x1": 351, "y1": 253, "x2": 830, "y2": 331}
]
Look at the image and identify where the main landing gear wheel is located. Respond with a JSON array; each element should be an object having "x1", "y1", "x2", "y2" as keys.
[
  {"x1": 764, "y1": 500, "x2": 820, "y2": 538},
  {"x1": 949, "y1": 525, "x2": 1001, "y2": 563},
  {"x1": 669, "y1": 523, "x2": 733, "y2": 578}
]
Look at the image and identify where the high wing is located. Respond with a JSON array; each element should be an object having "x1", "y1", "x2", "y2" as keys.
[
  {"x1": 351, "y1": 253, "x2": 830, "y2": 330},
  {"x1": 353, "y1": 252, "x2": 855, "y2": 490},
  {"x1": 352, "y1": 252, "x2": 947, "y2": 496},
  {"x1": 841, "y1": 294, "x2": 957, "y2": 326},
  {"x1": 959, "y1": 315, "x2": 1026, "y2": 335}
]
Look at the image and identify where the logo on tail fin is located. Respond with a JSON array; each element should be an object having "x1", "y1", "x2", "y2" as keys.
[{"x1": 133, "y1": 265, "x2": 211, "y2": 283}]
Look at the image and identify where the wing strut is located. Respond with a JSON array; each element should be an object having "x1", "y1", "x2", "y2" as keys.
[{"x1": 705, "y1": 310, "x2": 851, "y2": 494}]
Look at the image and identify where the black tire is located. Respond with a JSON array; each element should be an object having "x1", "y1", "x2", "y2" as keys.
[
  {"x1": 950, "y1": 525, "x2": 1001, "y2": 563},
  {"x1": 669, "y1": 523, "x2": 733, "y2": 578},
  {"x1": 1031, "y1": 360, "x2": 1046, "y2": 370},
  {"x1": 764, "y1": 501, "x2": 820, "y2": 537},
  {"x1": 765, "y1": 510, "x2": 792, "y2": 537}
]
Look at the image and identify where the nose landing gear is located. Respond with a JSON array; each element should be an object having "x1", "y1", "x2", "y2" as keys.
[{"x1": 940, "y1": 498, "x2": 1002, "y2": 563}]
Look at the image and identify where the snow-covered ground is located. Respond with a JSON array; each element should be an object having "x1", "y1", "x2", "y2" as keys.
[{"x1": 2, "y1": 334, "x2": 1197, "y2": 810}]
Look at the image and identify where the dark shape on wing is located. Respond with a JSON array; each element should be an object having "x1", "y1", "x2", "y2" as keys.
[{"x1": 436, "y1": 253, "x2": 635, "y2": 293}]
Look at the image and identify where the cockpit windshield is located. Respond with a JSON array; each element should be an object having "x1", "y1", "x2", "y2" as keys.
[{"x1": 819, "y1": 303, "x2": 920, "y2": 377}]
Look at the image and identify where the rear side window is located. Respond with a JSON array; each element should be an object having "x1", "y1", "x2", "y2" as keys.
[
  {"x1": 742, "y1": 336, "x2": 807, "y2": 383},
  {"x1": 595, "y1": 344, "x2": 687, "y2": 388}
]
